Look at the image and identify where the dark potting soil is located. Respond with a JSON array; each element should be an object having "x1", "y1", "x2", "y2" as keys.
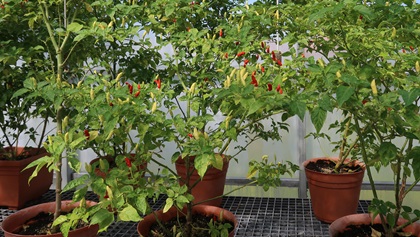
[
  {"x1": 336, "y1": 223, "x2": 416, "y2": 237},
  {"x1": 306, "y1": 159, "x2": 362, "y2": 174},
  {"x1": 149, "y1": 214, "x2": 234, "y2": 237},
  {"x1": 15, "y1": 212, "x2": 87, "y2": 235}
]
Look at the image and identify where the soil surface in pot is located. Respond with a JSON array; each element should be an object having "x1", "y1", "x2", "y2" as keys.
[
  {"x1": 149, "y1": 214, "x2": 234, "y2": 237},
  {"x1": 306, "y1": 159, "x2": 362, "y2": 174},
  {"x1": 0, "y1": 148, "x2": 42, "y2": 161},
  {"x1": 14, "y1": 212, "x2": 88, "y2": 235},
  {"x1": 337, "y1": 223, "x2": 415, "y2": 237}
]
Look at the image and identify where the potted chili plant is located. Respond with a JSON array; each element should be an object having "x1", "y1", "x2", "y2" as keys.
[
  {"x1": 87, "y1": 0, "x2": 305, "y2": 236},
  {"x1": 289, "y1": 0, "x2": 420, "y2": 235},
  {"x1": 1, "y1": 0, "x2": 154, "y2": 236},
  {"x1": 0, "y1": 0, "x2": 54, "y2": 210}
]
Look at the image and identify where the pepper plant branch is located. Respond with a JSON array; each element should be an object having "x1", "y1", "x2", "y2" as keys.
[{"x1": 193, "y1": 180, "x2": 259, "y2": 206}]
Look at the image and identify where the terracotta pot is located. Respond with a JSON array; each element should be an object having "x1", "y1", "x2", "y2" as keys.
[
  {"x1": 90, "y1": 154, "x2": 147, "y2": 179},
  {"x1": 175, "y1": 155, "x2": 229, "y2": 207},
  {"x1": 137, "y1": 205, "x2": 237, "y2": 237},
  {"x1": 1, "y1": 200, "x2": 99, "y2": 237},
  {"x1": 329, "y1": 213, "x2": 420, "y2": 237},
  {"x1": 303, "y1": 157, "x2": 365, "y2": 223},
  {"x1": 0, "y1": 147, "x2": 53, "y2": 209}
]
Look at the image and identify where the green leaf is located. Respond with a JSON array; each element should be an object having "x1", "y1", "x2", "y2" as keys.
[
  {"x1": 353, "y1": 5, "x2": 375, "y2": 20},
  {"x1": 336, "y1": 86, "x2": 354, "y2": 107},
  {"x1": 67, "y1": 22, "x2": 84, "y2": 32},
  {"x1": 195, "y1": 154, "x2": 209, "y2": 178},
  {"x1": 12, "y1": 88, "x2": 29, "y2": 99},
  {"x1": 60, "y1": 222, "x2": 71, "y2": 237},
  {"x1": 399, "y1": 88, "x2": 420, "y2": 107},
  {"x1": 91, "y1": 209, "x2": 114, "y2": 232},
  {"x1": 408, "y1": 147, "x2": 420, "y2": 179},
  {"x1": 378, "y1": 142, "x2": 398, "y2": 164},
  {"x1": 163, "y1": 198, "x2": 173, "y2": 213},
  {"x1": 62, "y1": 174, "x2": 89, "y2": 193},
  {"x1": 310, "y1": 107, "x2": 327, "y2": 133},
  {"x1": 247, "y1": 100, "x2": 265, "y2": 116},
  {"x1": 119, "y1": 205, "x2": 141, "y2": 222},
  {"x1": 175, "y1": 195, "x2": 190, "y2": 207},
  {"x1": 52, "y1": 215, "x2": 68, "y2": 226},
  {"x1": 165, "y1": 5, "x2": 175, "y2": 17},
  {"x1": 289, "y1": 100, "x2": 306, "y2": 121},
  {"x1": 69, "y1": 136, "x2": 86, "y2": 149},
  {"x1": 202, "y1": 43, "x2": 211, "y2": 55}
]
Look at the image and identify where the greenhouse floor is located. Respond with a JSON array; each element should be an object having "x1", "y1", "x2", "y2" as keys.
[{"x1": 0, "y1": 190, "x2": 370, "y2": 237}]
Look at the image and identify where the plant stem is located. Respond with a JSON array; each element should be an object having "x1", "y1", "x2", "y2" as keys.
[
  {"x1": 53, "y1": 107, "x2": 64, "y2": 229},
  {"x1": 335, "y1": 115, "x2": 352, "y2": 172},
  {"x1": 354, "y1": 117, "x2": 389, "y2": 233},
  {"x1": 37, "y1": 112, "x2": 49, "y2": 149}
]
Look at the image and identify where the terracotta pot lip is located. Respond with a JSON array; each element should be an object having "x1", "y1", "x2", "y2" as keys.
[
  {"x1": 302, "y1": 157, "x2": 365, "y2": 175},
  {"x1": 330, "y1": 213, "x2": 420, "y2": 236},
  {"x1": 2, "y1": 200, "x2": 99, "y2": 237},
  {"x1": 137, "y1": 204, "x2": 238, "y2": 236}
]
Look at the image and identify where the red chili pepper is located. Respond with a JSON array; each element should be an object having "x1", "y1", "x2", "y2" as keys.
[
  {"x1": 410, "y1": 46, "x2": 414, "y2": 51},
  {"x1": 255, "y1": 54, "x2": 259, "y2": 60},
  {"x1": 276, "y1": 85, "x2": 283, "y2": 94},
  {"x1": 266, "y1": 47, "x2": 270, "y2": 54},
  {"x1": 172, "y1": 19, "x2": 177, "y2": 23},
  {"x1": 301, "y1": 53, "x2": 305, "y2": 58},
  {"x1": 261, "y1": 42, "x2": 265, "y2": 49},
  {"x1": 362, "y1": 99, "x2": 368, "y2": 105},
  {"x1": 261, "y1": 66, "x2": 265, "y2": 73},
  {"x1": 84, "y1": 129, "x2": 90, "y2": 140},
  {"x1": 243, "y1": 59, "x2": 250, "y2": 67},
  {"x1": 104, "y1": 192, "x2": 109, "y2": 199},
  {"x1": 237, "y1": 51, "x2": 246, "y2": 57},
  {"x1": 267, "y1": 83, "x2": 273, "y2": 91},
  {"x1": 126, "y1": 82, "x2": 133, "y2": 94},
  {"x1": 188, "y1": 133, "x2": 193, "y2": 138},
  {"x1": 154, "y1": 78, "x2": 161, "y2": 89},
  {"x1": 235, "y1": 41, "x2": 240, "y2": 45},
  {"x1": 359, "y1": 15, "x2": 363, "y2": 20},
  {"x1": 109, "y1": 102, "x2": 114, "y2": 106},
  {"x1": 219, "y1": 29, "x2": 223, "y2": 37},
  {"x1": 276, "y1": 59, "x2": 282, "y2": 66},
  {"x1": 125, "y1": 157, "x2": 132, "y2": 168},
  {"x1": 271, "y1": 51, "x2": 276, "y2": 61},
  {"x1": 134, "y1": 91, "x2": 140, "y2": 98},
  {"x1": 225, "y1": 52, "x2": 228, "y2": 59},
  {"x1": 251, "y1": 75, "x2": 258, "y2": 87},
  {"x1": 187, "y1": 27, "x2": 190, "y2": 32},
  {"x1": 138, "y1": 84, "x2": 141, "y2": 90},
  {"x1": 402, "y1": 48, "x2": 406, "y2": 53}
]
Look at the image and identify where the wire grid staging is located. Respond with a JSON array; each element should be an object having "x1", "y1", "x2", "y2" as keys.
[{"x1": 0, "y1": 190, "x2": 370, "y2": 237}]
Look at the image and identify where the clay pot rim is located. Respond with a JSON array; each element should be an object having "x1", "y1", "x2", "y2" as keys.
[
  {"x1": 302, "y1": 157, "x2": 366, "y2": 175},
  {"x1": 137, "y1": 204, "x2": 238, "y2": 237},
  {"x1": 329, "y1": 213, "x2": 420, "y2": 237},
  {"x1": 1, "y1": 200, "x2": 99, "y2": 237}
]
